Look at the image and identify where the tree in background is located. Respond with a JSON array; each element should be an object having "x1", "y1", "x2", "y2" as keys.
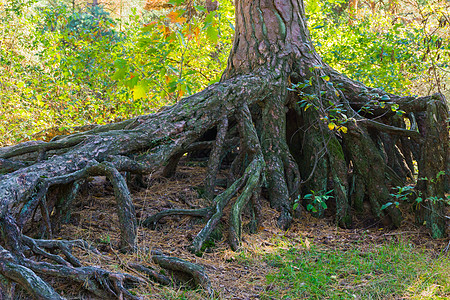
[{"x1": 0, "y1": 0, "x2": 448, "y2": 298}]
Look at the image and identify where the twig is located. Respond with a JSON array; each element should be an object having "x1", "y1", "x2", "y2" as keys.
[{"x1": 382, "y1": 231, "x2": 423, "y2": 236}]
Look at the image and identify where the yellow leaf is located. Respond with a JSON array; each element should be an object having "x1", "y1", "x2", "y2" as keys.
[
  {"x1": 132, "y1": 84, "x2": 147, "y2": 100},
  {"x1": 339, "y1": 126, "x2": 348, "y2": 133},
  {"x1": 328, "y1": 122, "x2": 336, "y2": 130}
]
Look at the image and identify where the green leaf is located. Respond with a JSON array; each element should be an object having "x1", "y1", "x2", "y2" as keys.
[
  {"x1": 114, "y1": 58, "x2": 127, "y2": 68},
  {"x1": 307, "y1": 204, "x2": 316, "y2": 212},
  {"x1": 204, "y1": 12, "x2": 215, "y2": 25},
  {"x1": 206, "y1": 26, "x2": 219, "y2": 43},
  {"x1": 112, "y1": 67, "x2": 127, "y2": 80},
  {"x1": 381, "y1": 202, "x2": 393, "y2": 210},
  {"x1": 125, "y1": 75, "x2": 139, "y2": 89},
  {"x1": 132, "y1": 83, "x2": 147, "y2": 100},
  {"x1": 298, "y1": 100, "x2": 308, "y2": 108},
  {"x1": 390, "y1": 104, "x2": 399, "y2": 111},
  {"x1": 168, "y1": 0, "x2": 185, "y2": 5},
  {"x1": 194, "y1": 5, "x2": 206, "y2": 12}
]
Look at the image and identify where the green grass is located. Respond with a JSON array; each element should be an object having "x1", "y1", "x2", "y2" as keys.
[{"x1": 261, "y1": 241, "x2": 450, "y2": 300}]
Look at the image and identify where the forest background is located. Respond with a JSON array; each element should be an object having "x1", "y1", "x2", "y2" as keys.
[{"x1": 0, "y1": 0, "x2": 449, "y2": 146}]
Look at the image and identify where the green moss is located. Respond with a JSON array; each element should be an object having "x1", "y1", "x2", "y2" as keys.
[
  {"x1": 273, "y1": 10, "x2": 286, "y2": 39},
  {"x1": 210, "y1": 224, "x2": 223, "y2": 241},
  {"x1": 327, "y1": 138, "x2": 345, "y2": 161},
  {"x1": 431, "y1": 222, "x2": 445, "y2": 239},
  {"x1": 200, "y1": 240, "x2": 215, "y2": 252}
]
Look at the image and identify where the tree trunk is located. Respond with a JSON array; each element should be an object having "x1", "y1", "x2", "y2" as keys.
[{"x1": 0, "y1": 0, "x2": 448, "y2": 298}]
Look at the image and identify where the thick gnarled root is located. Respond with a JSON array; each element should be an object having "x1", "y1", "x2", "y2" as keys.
[
  {"x1": 0, "y1": 232, "x2": 143, "y2": 300},
  {"x1": 150, "y1": 250, "x2": 214, "y2": 297}
]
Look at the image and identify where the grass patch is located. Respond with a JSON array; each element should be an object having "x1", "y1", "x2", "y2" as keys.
[{"x1": 262, "y1": 241, "x2": 450, "y2": 299}]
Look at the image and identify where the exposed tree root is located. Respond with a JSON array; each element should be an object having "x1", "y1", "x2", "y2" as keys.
[
  {"x1": 415, "y1": 95, "x2": 449, "y2": 238},
  {"x1": 20, "y1": 258, "x2": 144, "y2": 300},
  {"x1": 188, "y1": 175, "x2": 245, "y2": 254},
  {"x1": 0, "y1": 215, "x2": 143, "y2": 299},
  {"x1": 151, "y1": 250, "x2": 214, "y2": 297},
  {"x1": 228, "y1": 104, "x2": 266, "y2": 249},
  {"x1": 142, "y1": 207, "x2": 211, "y2": 229},
  {"x1": 0, "y1": 158, "x2": 32, "y2": 174},
  {"x1": 228, "y1": 158, "x2": 265, "y2": 250},
  {"x1": 0, "y1": 73, "x2": 280, "y2": 298},
  {"x1": 128, "y1": 263, "x2": 171, "y2": 286},
  {"x1": 204, "y1": 117, "x2": 229, "y2": 201}
]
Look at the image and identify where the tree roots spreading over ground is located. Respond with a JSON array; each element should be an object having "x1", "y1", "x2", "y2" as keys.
[{"x1": 0, "y1": 0, "x2": 448, "y2": 298}]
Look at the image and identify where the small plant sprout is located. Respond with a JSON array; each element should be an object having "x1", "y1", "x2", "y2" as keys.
[{"x1": 294, "y1": 190, "x2": 334, "y2": 213}]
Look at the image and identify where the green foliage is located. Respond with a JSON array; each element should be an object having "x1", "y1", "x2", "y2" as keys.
[
  {"x1": 99, "y1": 234, "x2": 111, "y2": 244},
  {"x1": 112, "y1": 0, "x2": 234, "y2": 104},
  {"x1": 39, "y1": 3, "x2": 120, "y2": 42},
  {"x1": 291, "y1": 68, "x2": 349, "y2": 134},
  {"x1": 0, "y1": 0, "x2": 132, "y2": 144},
  {"x1": 294, "y1": 189, "x2": 333, "y2": 212},
  {"x1": 383, "y1": 171, "x2": 450, "y2": 211},
  {"x1": 0, "y1": 0, "x2": 234, "y2": 146},
  {"x1": 382, "y1": 185, "x2": 415, "y2": 210},
  {"x1": 306, "y1": 0, "x2": 450, "y2": 95}
]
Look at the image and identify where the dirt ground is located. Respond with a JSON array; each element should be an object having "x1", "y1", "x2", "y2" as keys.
[{"x1": 54, "y1": 161, "x2": 449, "y2": 299}]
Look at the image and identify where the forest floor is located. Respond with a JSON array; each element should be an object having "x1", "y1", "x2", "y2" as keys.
[{"x1": 47, "y1": 159, "x2": 450, "y2": 299}]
